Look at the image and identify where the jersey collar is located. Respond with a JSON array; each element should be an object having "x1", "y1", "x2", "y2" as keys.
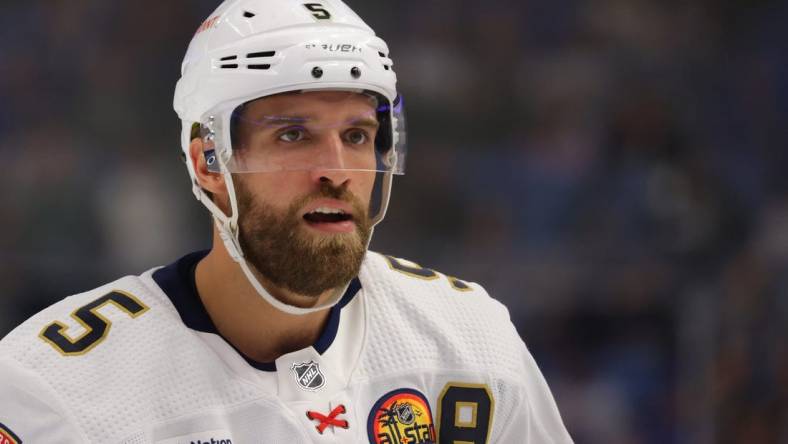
[{"x1": 152, "y1": 250, "x2": 361, "y2": 372}]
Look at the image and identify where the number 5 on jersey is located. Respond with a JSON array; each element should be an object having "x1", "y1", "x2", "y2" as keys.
[{"x1": 39, "y1": 290, "x2": 149, "y2": 356}]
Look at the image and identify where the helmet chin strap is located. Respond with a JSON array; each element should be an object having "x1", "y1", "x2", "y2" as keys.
[{"x1": 200, "y1": 167, "x2": 393, "y2": 316}]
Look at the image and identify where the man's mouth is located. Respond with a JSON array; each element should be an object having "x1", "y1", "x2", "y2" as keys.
[
  {"x1": 303, "y1": 206, "x2": 354, "y2": 224},
  {"x1": 300, "y1": 198, "x2": 359, "y2": 234}
]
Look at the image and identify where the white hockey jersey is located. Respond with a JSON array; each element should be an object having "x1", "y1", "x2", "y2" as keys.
[{"x1": 0, "y1": 251, "x2": 572, "y2": 443}]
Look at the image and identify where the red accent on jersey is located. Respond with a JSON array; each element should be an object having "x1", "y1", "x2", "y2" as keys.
[{"x1": 306, "y1": 404, "x2": 349, "y2": 434}]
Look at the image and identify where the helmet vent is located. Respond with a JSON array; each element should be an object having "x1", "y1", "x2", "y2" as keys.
[
  {"x1": 247, "y1": 51, "x2": 276, "y2": 58},
  {"x1": 378, "y1": 52, "x2": 391, "y2": 71},
  {"x1": 216, "y1": 52, "x2": 275, "y2": 70},
  {"x1": 243, "y1": 11, "x2": 256, "y2": 18}
]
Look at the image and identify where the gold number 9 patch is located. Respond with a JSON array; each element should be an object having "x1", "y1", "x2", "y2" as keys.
[{"x1": 437, "y1": 382, "x2": 494, "y2": 443}]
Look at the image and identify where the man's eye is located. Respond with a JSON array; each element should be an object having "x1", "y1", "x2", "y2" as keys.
[
  {"x1": 345, "y1": 129, "x2": 369, "y2": 145},
  {"x1": 278, "y1": 128, "x2": 306, "y2": 142}
]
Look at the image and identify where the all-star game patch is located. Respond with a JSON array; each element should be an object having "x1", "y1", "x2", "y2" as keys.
[
  {"x1": 367, "y1": 388, "x2": 436, "y2": 444},
  {"x1": 0, "y1": 422, "x2": 22, "y2": 444}
]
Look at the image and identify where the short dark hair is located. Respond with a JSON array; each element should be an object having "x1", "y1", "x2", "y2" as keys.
[{"x1": 190, "y1": 122, "x2": 201, "y2": 141}]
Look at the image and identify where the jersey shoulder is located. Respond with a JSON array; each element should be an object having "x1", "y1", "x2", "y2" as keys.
[
  {"x1": 359, "y1": 252, "x2": 528, "y2": 380},
  {"x1": 0, "y1": 271, "x2": 173, "y2": 364},
  {"x1": 0, "y1": 268, "x2": 259, "y2": 442}
]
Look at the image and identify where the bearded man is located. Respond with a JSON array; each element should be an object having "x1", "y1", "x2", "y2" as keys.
[{"x1": 0, "y1": 1, "x2": 572, "y2": 442}]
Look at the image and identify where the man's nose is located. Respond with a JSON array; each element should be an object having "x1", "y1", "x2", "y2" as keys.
[{"x1": 309, "y1": 132, "x2": 350, "y2": 185}]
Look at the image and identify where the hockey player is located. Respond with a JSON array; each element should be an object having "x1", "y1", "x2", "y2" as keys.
[{"x1": 0, "y1": 0, "x2": 572, "y2": 442}]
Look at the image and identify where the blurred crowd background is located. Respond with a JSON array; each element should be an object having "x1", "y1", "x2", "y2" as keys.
[{"x1": 1, "y1": 0, "x2": 786, "y2": 442}]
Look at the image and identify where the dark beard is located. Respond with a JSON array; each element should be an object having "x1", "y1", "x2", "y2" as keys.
[{"x1": 235, "y1": 178, "x2": 371, "y2": 298}]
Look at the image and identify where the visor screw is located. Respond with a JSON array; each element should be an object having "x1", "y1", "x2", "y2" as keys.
[
  {"x1": 350, "y1": 66, "x2": 361, "y2": 78},
  {"x1": 311, "y1": 66, "x2": 323, "y2": 78}
]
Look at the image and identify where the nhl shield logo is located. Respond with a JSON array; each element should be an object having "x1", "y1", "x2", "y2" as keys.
[
  {"x1": 291, "y1": 360, "x2": 326, "y2": 391},
  {"x1": 395, "y1": 402, "x2": 416, "y2": 425}
]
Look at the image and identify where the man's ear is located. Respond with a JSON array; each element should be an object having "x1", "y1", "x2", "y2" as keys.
[{"x1": 189, "y1": 137, "x2": 226, "y2": 198}]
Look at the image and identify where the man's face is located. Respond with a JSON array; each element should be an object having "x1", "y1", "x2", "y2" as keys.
[{"x1": 231, "y1": 91, "x2": 379, "y2": 298}]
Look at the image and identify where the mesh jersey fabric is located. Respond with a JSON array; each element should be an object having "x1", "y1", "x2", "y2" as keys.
[{"x1": 0, "y1": 251, "x2": 571, "y2": 443}]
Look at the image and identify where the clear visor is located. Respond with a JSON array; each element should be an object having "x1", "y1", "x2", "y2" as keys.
[{"x1": 201, "y1": 90, "x2": 406, "y2": 175}]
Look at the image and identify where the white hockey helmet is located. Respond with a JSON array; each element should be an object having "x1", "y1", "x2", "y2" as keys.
[{"x1": 173, "y1": 0, "x2": 405, "y2": 314}]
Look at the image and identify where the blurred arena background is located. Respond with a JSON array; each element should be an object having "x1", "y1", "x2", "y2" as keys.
[{"x1": 2, "y1": 1, "x2": 787, "y2": 442}]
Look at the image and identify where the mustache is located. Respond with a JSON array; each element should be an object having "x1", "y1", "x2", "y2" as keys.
[
  {"x1": 317, "y1": 180, "x2": 351, "y2": 200},
  {"x1": 291, "y1": 180, "x2": 367, "y2": 218}
]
